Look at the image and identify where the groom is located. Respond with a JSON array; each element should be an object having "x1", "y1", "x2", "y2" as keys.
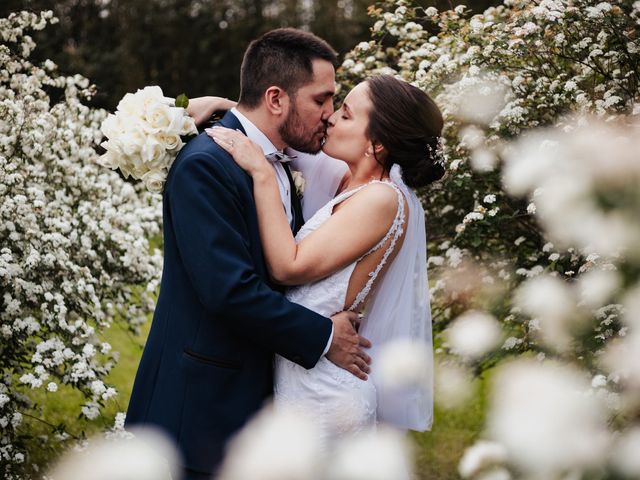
[{"x1": 126, "y1": 29, "x2": 371, "y2": 479}]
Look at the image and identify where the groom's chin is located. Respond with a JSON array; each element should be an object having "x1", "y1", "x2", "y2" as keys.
[{"x1": 289, "y1": 140, "x2": 323, "y2": 155}]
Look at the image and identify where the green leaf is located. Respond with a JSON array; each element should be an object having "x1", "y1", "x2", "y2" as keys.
[{"x1": 175, "y1": 93, "x2": 189, "y2": 109}]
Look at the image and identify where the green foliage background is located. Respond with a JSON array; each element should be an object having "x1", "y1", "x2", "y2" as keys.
[{"x1": 1, "y1": 0, "x2": 500, "y2": 110}]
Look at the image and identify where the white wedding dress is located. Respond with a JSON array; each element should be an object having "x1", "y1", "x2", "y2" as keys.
[{"x1": 274, "y1": 179, "x2": 406, "y2": 444}]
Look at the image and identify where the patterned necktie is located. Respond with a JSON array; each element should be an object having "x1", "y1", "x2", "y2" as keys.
[{"x1": 265, "y1": 151, "x2": 294, "y2": 163}]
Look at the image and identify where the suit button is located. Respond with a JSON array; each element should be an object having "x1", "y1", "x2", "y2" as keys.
[{"x1": 293, "y1": 355, "x2": 302, "y2": 363}]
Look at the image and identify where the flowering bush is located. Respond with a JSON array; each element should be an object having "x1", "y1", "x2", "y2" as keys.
[
  {"x1": 337, "y1": 0, "x2": 640, "y2": 478},
  {"x1": 0, "y1": 11, "x2": 162, "y2": 479},
  {"x1": 340, "y1": 0, "x2": 640, "y2": 330}
]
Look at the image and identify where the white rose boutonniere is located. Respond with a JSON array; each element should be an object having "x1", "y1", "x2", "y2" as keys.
[
  {"x1": 98, "y1": 87, "x2": 197, "y2": 192},
  {"x1": 291, "y1": 170, "x2": 306, "y2": 198}
]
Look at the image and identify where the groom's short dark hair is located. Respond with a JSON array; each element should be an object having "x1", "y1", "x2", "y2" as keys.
[{"x1": 238, "y1": 28, "x2": 338, "y2": 109}]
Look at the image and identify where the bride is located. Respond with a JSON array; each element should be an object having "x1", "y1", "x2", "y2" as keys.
[{"x1": 204, "y1": 74, "x2": 444, "y2": 442}]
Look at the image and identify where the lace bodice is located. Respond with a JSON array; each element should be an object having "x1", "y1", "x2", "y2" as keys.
[{"x1": 285, "y1": 180, "x2": 405, "y2": 317}]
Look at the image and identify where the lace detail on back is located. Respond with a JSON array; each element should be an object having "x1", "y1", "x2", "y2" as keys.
[{"x1": 347, "y1": 181, "x2": 405, "y2": 311}]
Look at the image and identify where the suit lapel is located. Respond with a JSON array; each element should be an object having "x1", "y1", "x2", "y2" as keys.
[{"x1": 217, "y1": 110, "x2": 246, "y2": 134}]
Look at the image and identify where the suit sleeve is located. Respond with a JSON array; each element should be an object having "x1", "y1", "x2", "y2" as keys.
[{"x1": 167, "y1": 149, "x2": 332, "y2": 369}]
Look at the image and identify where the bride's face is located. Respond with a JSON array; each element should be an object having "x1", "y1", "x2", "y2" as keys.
[{"x1": 323, "y1": 82, "x2": 373, "y2": 164}]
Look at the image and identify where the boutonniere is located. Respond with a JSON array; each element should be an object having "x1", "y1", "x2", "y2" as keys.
[{"x1": 291, "y1": 170, "x2": 305, "y2": 198}]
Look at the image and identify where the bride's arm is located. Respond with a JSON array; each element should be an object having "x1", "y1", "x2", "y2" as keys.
[
  {"x1": 207, "y1": 126, "x2": 399, "y2": 286},
  {"x1": 187, "y1": 96, "x2": 237, "y2": 127}
]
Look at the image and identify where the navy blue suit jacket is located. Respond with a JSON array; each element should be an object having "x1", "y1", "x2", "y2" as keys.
[{"x1": 126, "y1": 112, "x2": 332, "y2": 474}]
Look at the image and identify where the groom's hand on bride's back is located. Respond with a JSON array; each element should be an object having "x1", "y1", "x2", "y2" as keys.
[{"x1": 327, "y1": 312, "x2": 372, "y2": 381}]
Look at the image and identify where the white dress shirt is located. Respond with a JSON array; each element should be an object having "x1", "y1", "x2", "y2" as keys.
[
  {"x1": 288, "y1": 150, "x2": 349, "y2": 221},
  {"x1": 231, "y1": 108, "x2": 293, "y2": 226},
  {"x1": 231, "y1": 108, "x2": 334, "y2": 356}
]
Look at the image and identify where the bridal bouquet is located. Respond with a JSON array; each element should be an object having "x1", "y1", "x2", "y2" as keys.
[{"x1": 98, "y1": 86, "x2": 198, "y2": 192}]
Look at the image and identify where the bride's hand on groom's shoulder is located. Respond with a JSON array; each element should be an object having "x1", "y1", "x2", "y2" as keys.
[
  {"x1": 206, "y1": 126, "x2": 271, "y2": 177},
  {"x1": 327, "y1": 311, "x2": 372, "y2": 381},
  {"x1": 187, "y1": 96, "x2": 237, "y2": 127}
]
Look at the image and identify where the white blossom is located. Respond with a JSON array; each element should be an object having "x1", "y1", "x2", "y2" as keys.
[
  {"x1": 326, "y1": 427, "x2": 413, "y2": 480},
  {"x1": 612, "y1": 427, "x2": 640, "y2": 477},
  {"x1": 487, "y1": 360, "x2": 610, "y2": 475},
  {"x1": 378, "y1": 339, "x2": 432, "y2": 389},
  {"x1": 48, "y1": 429, "x2": 179, "y2": 480},
  {"x1": 435, "y1": 362, "x2": 474, "y2": 409},
  {"x1": 459, "y1": 440, "x2": 508, "y2": 478},
  {"x1": 218, "y1": 405, "x2": 324, "y2": 480},
  {"x1": 446, "y1": 311, "x2": 503, "y2": 360},
  {"x1": 515, "y1": 274, "x2": 578, "y2": 351}
]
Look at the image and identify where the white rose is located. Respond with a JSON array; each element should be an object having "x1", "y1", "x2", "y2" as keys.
[
  {"x1": 141, "y1": 137, "x2": 165, "y2": 166},
  {"x1": 156, "y1": 132, "x2": 182, "y2": 151},
  {"x1": 166, "y1": 107, "x2": 187, "y2": 135},
  {"x1": 97, "y1": 150, "x2": 119, "y2": 170},
  {"x1": 145, "y1": 102, "x2": 172, "y2": 131},
  {"x1": 118, "y1": 124, "x2": 146, "y2": 156},
  {"x1": 138, "y1": 85, "x2": 164, "y2": 109},
  {"x1": 100, "y1": 113, "x2": 122, "y2": 139},
  {"x1": 117, "y1": 155, "x2": 135, "y2": 178},
  {"x1": 100, "y1": 139, "x2": 124, "y2": 157},
  {"x1": 116, "y1": 92, "x2": 144, "y2": 118},
  {"x1": 142, "y1": 169, "x2": 167, "y2": 193},
  {"x1": 139, "y1": 85, "x2": 163, "y2": 97},
  {"x1": 180, "y1": 115, "x2": 198, "y2": 136}
]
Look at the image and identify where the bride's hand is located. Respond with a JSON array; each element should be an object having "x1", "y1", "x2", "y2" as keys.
[
  {"x1": 206, "y1": 126, "x2": 271, "y2": 177},
  {"x1": 187, "y1": 96, "x2": 237, "y2": 127}
]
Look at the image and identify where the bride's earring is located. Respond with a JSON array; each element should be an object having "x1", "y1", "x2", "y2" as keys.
[{"x1": 365, "y1": 144, "x2": 374, "y2": 158}]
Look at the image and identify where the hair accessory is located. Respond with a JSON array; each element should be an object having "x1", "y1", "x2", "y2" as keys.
[{"x1": 427, "y1": 136, "x2": 446, "y2": 168}]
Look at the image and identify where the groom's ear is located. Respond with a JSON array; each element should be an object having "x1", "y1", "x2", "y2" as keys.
[{"x1": 264, "y1": 86, "x2": 290, "y2": 117}]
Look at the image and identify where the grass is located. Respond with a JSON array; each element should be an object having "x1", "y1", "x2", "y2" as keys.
[
  {"x1": 17, "y1": 317, "x2": 150, "y2": 471},
  {"x1": 412, "y1": 374, "x2": 489, "y2": 480},
  {"x1": 20, "y1": 317, "x2": 486, "y2": 479}
]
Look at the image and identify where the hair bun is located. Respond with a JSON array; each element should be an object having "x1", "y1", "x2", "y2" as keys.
[
  {"x1": 400, "y1": 156, "x2": 445, "y2": 189},
  {"x1": 398, "y1": 136, "x2": 446, "y2": 188}
]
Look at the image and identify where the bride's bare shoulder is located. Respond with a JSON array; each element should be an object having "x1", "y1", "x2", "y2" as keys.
[{"x1": 340, "y1": 182, "x2": 403, "y2": 221}]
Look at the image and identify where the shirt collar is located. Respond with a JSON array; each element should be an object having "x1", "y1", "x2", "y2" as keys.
[{"x1": 231, "y1": 107, "x2": 281, "y2": 157}]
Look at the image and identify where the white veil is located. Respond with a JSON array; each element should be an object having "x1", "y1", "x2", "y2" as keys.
[{"x1": 359, "y1": 164, "x2": 434, "y2": 431}]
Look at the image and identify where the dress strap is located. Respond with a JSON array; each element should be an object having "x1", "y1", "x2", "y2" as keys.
[
  {"x1": 328, "y1": 182, "x2": 371, "y2": 208},
  {"x1": 348, "y1": 181, "x2": 406, "y2": 312}
]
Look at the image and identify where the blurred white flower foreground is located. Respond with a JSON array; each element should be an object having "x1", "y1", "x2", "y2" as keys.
[
  {"x1": 48, "y1": 426, "x2": 180, "y2": 480},
  {"x1": 456, "y1": 116, "x2": 640, "y2": 479},
  {"x1": 50, "y1": 406, "x2": 415, "y2": 480}
]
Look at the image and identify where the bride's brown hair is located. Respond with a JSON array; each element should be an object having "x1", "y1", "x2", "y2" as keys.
[{"x1": 366, "y1": 75, "x2": 445, "y2": 188}]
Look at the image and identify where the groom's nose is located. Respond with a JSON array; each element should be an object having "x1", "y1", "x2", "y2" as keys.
[{"x1": 321, "y1": 101, "x2": 334, "y2": 121}]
